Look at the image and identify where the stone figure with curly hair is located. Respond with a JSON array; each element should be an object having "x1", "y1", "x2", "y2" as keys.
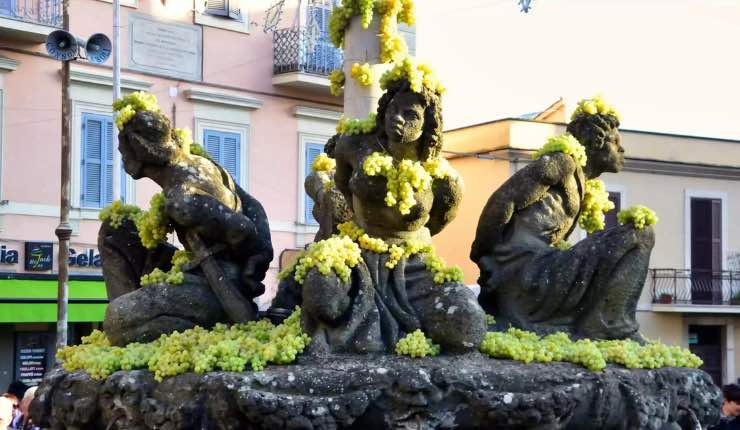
[
  {"x1": 471, "y1": 101, "x2": 654, "y2": 341},
  {"x1": 299, "y1": 78, "x2": 486, "y2": 354},
  {"x1": 100, "y1": 108, "x2": 273, "y2": 346}
]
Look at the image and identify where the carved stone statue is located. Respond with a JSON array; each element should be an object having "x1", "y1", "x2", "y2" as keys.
[
  {"x1": 100, "y1": 109, "x2": 273, "y2": 346},
  {"x1": 471, "y1": 110, "x2": 654, "y2": 340},
  {"x1": 296, "y1": 78, "x2": 486, "y2": 354}
]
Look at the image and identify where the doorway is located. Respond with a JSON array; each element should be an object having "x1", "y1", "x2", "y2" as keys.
[{"x1": 688, "y1": 325, "x2": 723, "y2": 386}]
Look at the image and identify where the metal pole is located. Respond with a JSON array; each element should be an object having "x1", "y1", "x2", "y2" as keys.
[
  {"x1": 55, "y1": 0, "x2": 72, "y2": 351},
  {"x1": 112, "y1": 0, "x2": 121, "y2": 201}
]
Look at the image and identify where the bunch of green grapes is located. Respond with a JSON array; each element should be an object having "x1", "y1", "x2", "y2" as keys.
[
  {"x1": 398, "y1": 0, "x2": 415, "y2": 24},
  {"x1": 292, "y1": 236, "x2": 362, "y2": 284},
  {"x1": 189, "y1": 142, "x2": 213, "y2": 160},
  {"x1": 328, "y1": 0, "x2": 359, "y2": 48},
  {"x1": 485, "y1": 314, "x2": 497, "y2": 325},
  {"x1": 422, "y1": 157, "x2": 456, "y2": 180},
  {"x1": 338, "y1": 220, "x2": 365, "y2": 241},
  {"x1": 135, "y1": 193, "x2": 173, "y2": 249},
  {"x1": 329, "y1": 68, "x2": 345, "y2": 96},
  {"x1": 579, "y1": 179, "x2": 614, "y2": 234},
  {"x1": 351, "y1": 62, "x2": 375, "y2": 86},
  {"x1": 571, "y1": 94, "x2": 622, "y2": 121},
  {"x1": 140, "y1": 249, "x2": 190, "y2": 286},
  {"x1": 113, "y1": 91, "x2": 161, "y2": 130},
  {"x1": 363, "y1": 152, "x2": 435, "y2": 215},
  {"x1": 58, "y1": 308, "x2": 312, "y2": 382},
  {"x1": 358, "y1": 233, "x2": 389, "y2": 254},
  {"x1": 395, "y1": 329, "x2": 440, "y2": 357},
  {"x1": 380, "y1": 57, "x2": 445, "y2": 94},
  {"x1": 423, "y1": 254, "x2": 464, "y2": 284},
  {"x1": 99, "y1": 200, "x2": 142, "y2": 229},
  {"x1": 617, "y1": 205, "x2": 658, "y2": 230},
  {"x1": 532, "y1": 133, "x2": 587, "y2": 167},
  {"x1": 358, "y1": 0, "x2": 375, "y2": 28},
  {"x1": 312, "y1": 153, "x2": 336, "y2": 173},
  {"x1": 378, "y1": 11, "x2": 407, "y2": 63},
  {"x1": 336, "y1": 113, "x2": 377, "y2": 135}
]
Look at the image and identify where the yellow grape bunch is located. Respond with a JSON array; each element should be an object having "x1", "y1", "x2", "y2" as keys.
[
  {"x1": 329, "y1": 68, "x2": 345, "y2": 96},
  {"x1": 571, "y1": 94, "x2": 622, "y2": 121},
  {"x1": 113, "y1": 91, "x2": 161, "y2": 130},
  {"x1": 618, "y1": 205, "x2": 659, "y2": 230},
  {"x1": 350, "y1": 62, "x2": 374, "y2": 87},
  {"x1": 99, "y1": 200, "x2": 142, "y2": 229},
  {"x1": 532, "y1": 133, "x2": 587, "y2": 167},
  {"x1": 380, "y1": 57, "x2": 445, "y2": 95},
  {"x1": 292, "y1": 236, "x2": 362, "y2": 285},
  {"x1": 312, "y1": 153, "x2": 336, "y2": 173},
  {"x1": 395, "y1": 329, "x2": 440, "y2": 358},
  {"x1": 140, "y1": 250, "x2": 190, "y2": 287},
  {"x1": 579, "y1": 179, "x2": 615, "y2": 234},
  {"x1": 336, "y1": 113, "x2": 377, "y2": 135},
  {"x1": 135, "y1": 192, "x2": 174, "y2": 249}
]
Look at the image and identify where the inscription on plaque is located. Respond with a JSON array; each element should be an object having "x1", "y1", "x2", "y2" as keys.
[{"x1": 128, "y1": 13, "x2": 202, "y2": 81}]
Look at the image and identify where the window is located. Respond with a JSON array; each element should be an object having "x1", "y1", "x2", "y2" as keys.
[
  {"x1": 203, "y1": 129, "x2": 241, "y2": 185},
  {"x1": 398, "y1": 23, "x2": 416, "y2": 56},
  {"x1": 604, "y1": 191, "x2": 621, "y2": 230},
  {"x1": 204, "y1": 0, "x2": 242, "y2": 21},
  {"x1": 303, "y1": 142, "x2": 324, "y2": 225},
  {"x1": 80, "y1": 113, "x2": 125, "y2": 208}
]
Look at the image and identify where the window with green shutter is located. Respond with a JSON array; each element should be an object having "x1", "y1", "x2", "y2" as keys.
[
  {"x1": 203, "y1": 129, "x2": 242, "y2": 185},
  {"x1": 81, "y1": 113, "x2": 125, "y2": 208}
]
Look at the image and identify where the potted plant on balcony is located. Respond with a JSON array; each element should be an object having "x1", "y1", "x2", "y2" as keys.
[{"x1": 658, "y1": 293, "x2": 673, "y2": 304}]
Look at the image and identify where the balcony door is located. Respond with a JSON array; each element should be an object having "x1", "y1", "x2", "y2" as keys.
[
  {"x1": 306, "y1": 0, "x2": 340, "y2": 74},
  {"x1": 690, "y1": 198, "x2": 722, "y2": 304}
]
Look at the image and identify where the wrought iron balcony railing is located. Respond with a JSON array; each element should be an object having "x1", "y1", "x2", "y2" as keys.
[
  {"x1": 273, "y1": 27, "x2": 342, "y2": 77},
  {"x1": 650, "y1": 269, "x2": 740, "y2": 306},
  {"x1": 0, "y1": 0, "x2": 62, "y2": 27}
]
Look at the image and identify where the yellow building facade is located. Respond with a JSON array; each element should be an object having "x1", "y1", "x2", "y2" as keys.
[{"x1": 435, "y1": 107, "x2": 740, "y2": 386}]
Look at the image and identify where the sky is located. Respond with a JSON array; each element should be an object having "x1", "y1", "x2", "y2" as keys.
[{"x1": 417, "y1": 0, "x2": 740, "y2": 139}]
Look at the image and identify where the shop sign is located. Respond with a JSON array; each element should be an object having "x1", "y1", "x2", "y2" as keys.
[
  {"x1": 0, "y1": 244, "x2": 19, "y2": 264},
  {"x1": 14, "y1": 333, "x2": 51, "y2": 386},
  {"x1": 69, "y1": 248, "x2": 102, "y2": 267},
  {"x1": 24, "y1": 242, "x2": 53, "y2": 271}
]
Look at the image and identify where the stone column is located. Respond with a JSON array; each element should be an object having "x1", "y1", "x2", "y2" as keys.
[{"x1": 342, "y1": 15, "x2": 392, "y2": 119}]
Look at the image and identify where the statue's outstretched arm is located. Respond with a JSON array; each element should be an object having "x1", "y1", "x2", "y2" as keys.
[
  {"x1": 426, "y1": 174, "x2": 464, "y2": 236},
  {"x1": 470, "y1": 153, "x2": 576, "y2": 262}
]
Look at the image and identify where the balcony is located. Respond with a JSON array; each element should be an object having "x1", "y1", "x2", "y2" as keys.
[
  {"x1": 650, "y1": 269, "x2": 740, "y2": 312},
  {"x1": 272, "y1": 26, "x2": 343, "y2": 93},
  {"x1": 0, "y1": 0, "x2": 62, "y2": 42}
]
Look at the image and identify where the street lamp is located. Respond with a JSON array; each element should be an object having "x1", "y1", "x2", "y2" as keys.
[{"x1": 45, "y1": 15, "x2": 111, "y2": 351}]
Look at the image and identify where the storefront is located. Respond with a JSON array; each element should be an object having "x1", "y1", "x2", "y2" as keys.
[{"x1": 0, "y1": 240, "x2": 107, "y2": 391}]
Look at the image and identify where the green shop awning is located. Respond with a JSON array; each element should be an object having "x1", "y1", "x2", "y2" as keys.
[{"x1": 0, "y1": 279, "x2": 108, "y2": 323}]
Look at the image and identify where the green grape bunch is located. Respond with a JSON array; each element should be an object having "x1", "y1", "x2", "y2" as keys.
[{"x1": 396, "y1": 329, "x2": 440, "y2": 358}]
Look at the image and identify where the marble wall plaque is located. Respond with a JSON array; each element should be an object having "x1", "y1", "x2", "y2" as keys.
[{"x1": 128, "y1": 13, "x2": 202, "y2": 81}]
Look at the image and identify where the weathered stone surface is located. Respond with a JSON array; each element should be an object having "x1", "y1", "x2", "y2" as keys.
[{"x1": 30, "y1": 354, "x2": 720, "y2": 430}]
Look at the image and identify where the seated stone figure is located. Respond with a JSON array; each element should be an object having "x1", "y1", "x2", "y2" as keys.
[
  {"x1": 471, "y1": 102, "x2": 654, "y2": 341},
  {"x1": 296, "y1": 76, "x2": 486, "y2": 354},
  {"x1": 101, "y1": 101, "x2": 273, "y2": 346}
]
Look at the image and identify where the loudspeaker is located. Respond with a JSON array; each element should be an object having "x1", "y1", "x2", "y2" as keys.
[
  {"x1": 85, "y1": 33, "x2": 111, "y2": 64},
  {"x1": 45, "y1": 30, "x2": 79, "y2": 61}
]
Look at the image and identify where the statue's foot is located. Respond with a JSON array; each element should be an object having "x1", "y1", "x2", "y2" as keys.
[{"x1": 104, "y1": 275, "x2": 226, "y2": 346}]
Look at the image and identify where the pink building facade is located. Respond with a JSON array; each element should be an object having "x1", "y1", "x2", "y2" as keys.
[{"x1": 0, "y1": 0, "x2": 346, "y2": 389}]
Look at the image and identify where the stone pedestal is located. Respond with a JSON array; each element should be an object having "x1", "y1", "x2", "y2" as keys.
[{"x1": 30, "y1": 354, "x2": 720, "y2": 430}]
